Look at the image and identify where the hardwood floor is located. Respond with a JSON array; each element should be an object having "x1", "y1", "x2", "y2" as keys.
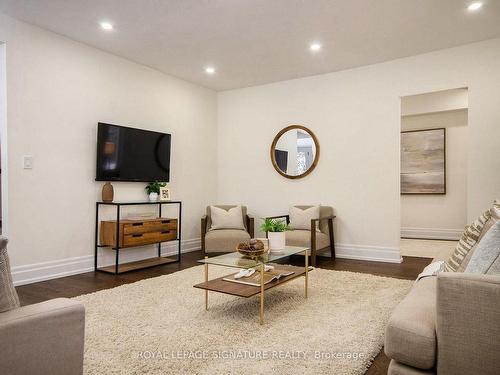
[{"x1": 15, "y1": 251, "x2": 432, "y2": 375}]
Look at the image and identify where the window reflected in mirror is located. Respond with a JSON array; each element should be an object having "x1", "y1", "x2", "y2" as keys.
[{"x1": 271, "y1": 125, "x2": 319, "y2": 179}]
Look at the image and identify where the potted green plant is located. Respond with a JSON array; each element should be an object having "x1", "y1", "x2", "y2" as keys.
[
  {"x1": 145, "y1": 181, "x2": 166, "y2": 201},
  {"x1": 260, "y1": 218, "x2": 291, "y2": 251}
]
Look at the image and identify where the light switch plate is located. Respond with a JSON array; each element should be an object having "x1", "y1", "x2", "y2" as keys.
[{"x1": 23, "y1": 155, "x2": 33, "y2": 169}]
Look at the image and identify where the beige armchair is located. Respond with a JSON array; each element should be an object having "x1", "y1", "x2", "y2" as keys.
[
  {"x1": 266, "y1": 205, "x2": 335, "y2": 266},
  {"x1": 201, "y1": 205, "x2": 255, "y2": 256}
]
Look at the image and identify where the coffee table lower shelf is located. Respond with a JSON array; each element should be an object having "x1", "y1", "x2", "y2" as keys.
[{"x1": 193, "y1": 264, "x2": 308, "y2": 298}]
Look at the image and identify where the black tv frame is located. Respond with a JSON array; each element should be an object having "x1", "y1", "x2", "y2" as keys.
[{"x1": 95, "y1": 122, "x2": 171, "y2": 182}]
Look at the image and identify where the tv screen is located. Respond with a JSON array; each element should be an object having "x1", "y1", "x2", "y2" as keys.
[{"x1": 96, "y1": 123, "x2": 171, "y2": 182}]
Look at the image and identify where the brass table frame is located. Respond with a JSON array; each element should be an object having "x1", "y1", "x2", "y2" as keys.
[{"x1": 203, "y1": 251, "x2": 308, "y2": 325}]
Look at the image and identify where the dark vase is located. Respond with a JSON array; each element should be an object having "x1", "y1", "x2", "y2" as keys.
[{"x1": 102, "y1": 182, "x2": 114, "y2": 202}]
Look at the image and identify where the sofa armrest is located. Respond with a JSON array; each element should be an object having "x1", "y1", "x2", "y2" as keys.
[
  {"x1": 436, "y1": 273, "x2": 500, "y2": 375},
  {"x1": 0, "y1": 298, "x2": 85, "y2": 375}
]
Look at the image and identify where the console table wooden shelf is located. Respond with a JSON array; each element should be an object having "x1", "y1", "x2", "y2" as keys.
[{"x1": 94, "y1": 200, "x2": 182, "y2": 274}]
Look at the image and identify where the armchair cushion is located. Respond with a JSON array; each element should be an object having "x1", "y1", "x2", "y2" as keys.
[
  {"x1": 289, "y1": 205, "x2": 320, "y2": 231},
  {"x1": 209, "y1": 205, "x2": 245, "y2": 231},
  {"x1": 206, "y1": 205, "x2": 248, "y2": 231},
  {"x1": 0, "y1": 237, "x2": 20, "y2": 313},
  {"x1": 288, "y1": 205, "x2": 334, "y2": 234},
  {"x1": 285, "y1": 229, "x2": 330, "y2": 251},
  {"x1": 205, "y1": 229, "x2": 251, "y2": 253}
]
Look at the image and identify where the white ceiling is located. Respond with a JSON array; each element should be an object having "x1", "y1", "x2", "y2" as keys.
[{"x1": 1, "y1": 0, "x2": 499, "y2": 91}]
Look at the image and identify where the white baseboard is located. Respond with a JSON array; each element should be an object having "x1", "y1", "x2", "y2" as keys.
[
  {"x1": 318, "y1": 243, "x2": 402, "y2": 263},
  {"x1": 401, "y1": 227, "x2": 462, "y2": 241},
  {"x1": 12, "y1": 238, "x2": 201, "y2": 286},
  {"x1": 12, "y1": 239, "x2": 403, "y2": 286}
]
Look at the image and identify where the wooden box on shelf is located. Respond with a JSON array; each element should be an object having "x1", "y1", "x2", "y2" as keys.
[{"x1": 100, "y1": 218, "x2": 178, "y2": 248}]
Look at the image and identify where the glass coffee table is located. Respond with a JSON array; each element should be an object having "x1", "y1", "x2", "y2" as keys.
[{"x1": 193, "y1": 246, "x2": 310, "y2": 325}]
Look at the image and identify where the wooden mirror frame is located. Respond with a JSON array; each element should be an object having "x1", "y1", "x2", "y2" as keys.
[{"x1": 270, "y1": 125, "x2": 320, "y2": 179}]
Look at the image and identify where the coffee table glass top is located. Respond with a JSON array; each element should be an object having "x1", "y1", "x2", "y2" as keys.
[{"x1": 198, "y1": 246, "x2": 308, "y2": 269}]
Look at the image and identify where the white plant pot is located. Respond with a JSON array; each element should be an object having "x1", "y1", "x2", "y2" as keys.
[
  {"x1": 268, "y1": 231, "x2": 286, "y2": 251},
  {"x1": 148, "y1": 192, "x2": 159, "y2": 201}
]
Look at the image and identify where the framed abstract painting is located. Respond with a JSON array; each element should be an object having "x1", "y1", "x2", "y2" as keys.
[{"x1": 401, "y1": 128, "x2": 446, "y2": 194}]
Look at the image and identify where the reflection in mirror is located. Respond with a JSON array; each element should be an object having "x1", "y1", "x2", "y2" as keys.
[{"x1": 271, "y1": 126, "x2": 319, "y2": 179}]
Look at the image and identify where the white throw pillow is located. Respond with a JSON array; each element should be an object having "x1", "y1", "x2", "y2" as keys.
[
  {"x1": 210, "y1": 206, "x2": 245, "y2": 231},
  {"x1": 289, "y1": 206, "x2": 320, "y2": 231}
]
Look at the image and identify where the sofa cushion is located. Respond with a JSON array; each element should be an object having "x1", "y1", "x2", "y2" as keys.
[
  {"x1": 444, "y1": 209, "x2": 491, "y2": 272},
  {"x1": 385, "y1": 277, "x2": 437, "y2": 370},
  {"x1": 465, "y1": 220, "x2": 500, "y2": 275},
  {"x1": 388, "y1": 360, "x2": 435, "y2": 375},
  {"x1": 457, "y1": 201, "x2": 499, "y2": 272},
  {"x1": 208, "y1": 205, "x2": 246, "y2": 231},
  {"x1": 0, "y1": 237, "x2": 20, "y2": 313},
  {"x1": 285, "y1": 229, "x2": 330, "y2": 251},
  {"x1": 204, "y1": 229, "x2": 251, "y2": 253}
]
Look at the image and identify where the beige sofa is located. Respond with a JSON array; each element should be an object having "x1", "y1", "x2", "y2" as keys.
[
  {"x1": 0, "y1": 236, "x2": 85, "y2": 375},
  {"x1": 0, "y1": 298, "x2": 86, "y2": 375},
  {"x1": 385, "y1": 272, "x2": 500, "y2": 375}
]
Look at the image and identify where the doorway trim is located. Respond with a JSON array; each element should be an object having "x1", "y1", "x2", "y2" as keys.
[{"x1": 0, "y1": 42, "x2": 8, "y2": 236}]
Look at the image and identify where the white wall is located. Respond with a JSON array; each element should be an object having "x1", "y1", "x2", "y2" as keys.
[
  {"x1": 0, "y1": 42, "x2": 5, "y2": 232},
  {"x1": 0, "y1": 14, "x2": 218, "y2": 284},
  {"x1": 217, "y1": 38, "x2": 500, "y2": 262},
  {"x1": 401, "y1": 110, "x2": 468, "y2": 240}
]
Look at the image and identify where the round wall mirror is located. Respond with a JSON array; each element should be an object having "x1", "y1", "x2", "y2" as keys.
[{"x1": 270, "y1": 125, "x2": 320, "y2": 179}]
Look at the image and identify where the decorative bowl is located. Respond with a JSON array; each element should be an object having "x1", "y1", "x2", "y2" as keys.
[{"x1": 236, "y1": 239, "x2": 269, "y2": 259}]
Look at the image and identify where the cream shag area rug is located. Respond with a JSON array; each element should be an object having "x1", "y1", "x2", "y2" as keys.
[{"x1": 75, "y1": 266, "x2": 411, "y2": 375}]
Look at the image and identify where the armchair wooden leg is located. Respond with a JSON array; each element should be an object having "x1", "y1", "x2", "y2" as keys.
[
  {"x1": 201, "y1": 235, "x2": 206, "y2": 257},
  {"x1": 310, "y1": 222, "x2": 317, "y2": 267},
  {"x1": 201, "y1": 217, "x2": 207, "y2": 258},
  {"x1": 328, "y1": 217, "x2": 336, "y2": 260},
  {"x1": 330, "y1": 241, "x2": 335, "y2": 260}
]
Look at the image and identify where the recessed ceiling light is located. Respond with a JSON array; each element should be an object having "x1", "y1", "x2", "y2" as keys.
[
  {"x1": 467, "y1": 2, "x2": 483, "y2": 11},
  {"x1": 310, "y1": 43, "x2": 322, "y2": 52},
  {"x1": 100, "y1": 22, "x2": 114, "y2": 31},
  {"x1": 205, "y1": 67, "x2": 216, "y2": 74}
]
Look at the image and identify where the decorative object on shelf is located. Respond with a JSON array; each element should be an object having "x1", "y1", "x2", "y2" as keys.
[
  {"x1": 270, "y1": 125, "x2": 320, "y2": 179},
  {"x1": 159, "y1": 186, "x2": 171, "y2": 201},
  {"x1": 145, "y1": 181, "x2": 166, "y2": 201},
  {"x1": 102, "y1": 182, "x2": 114, "y2": 203},
  {"x1": 236, "y1": 239, "x2": 268, "y2": 259},
  {"x1": 401, "y1": 128, "x2": 446, "y2": 194},
  {"x1": 260, "y1": 218, "x2": 291, "y2": 251}
]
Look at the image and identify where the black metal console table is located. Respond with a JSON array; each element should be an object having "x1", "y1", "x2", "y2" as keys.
[{"x1": 94, "y1": 200, "x2": 182, "y2": 274}]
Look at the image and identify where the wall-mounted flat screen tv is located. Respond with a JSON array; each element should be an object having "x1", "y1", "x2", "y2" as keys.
[{"x1": 96, "y1": 122, "x2": 171, "y2": 182}]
